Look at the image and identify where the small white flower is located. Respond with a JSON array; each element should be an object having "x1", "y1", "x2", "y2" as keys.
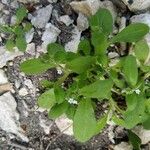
[
  {"x1": 68, "y1": 98, "x2": 78, "y2": 105},
  {"x1": 135, "y1": 89, "x2": 141, "y2": 95}
]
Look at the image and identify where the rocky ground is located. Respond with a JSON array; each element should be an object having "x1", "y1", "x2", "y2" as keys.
[{"x1": 0, "y1": 0, "x2": 150, "y2": 149}]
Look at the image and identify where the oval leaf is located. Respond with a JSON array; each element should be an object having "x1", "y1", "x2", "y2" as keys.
[
  {"x1": 38, "y1": 89, "x2": 56, "y2": 109},
  {"x1": 73, "y1": 99, "x2": 97, "y2": 142},
  {"x1": 79, "y1": 79, "x2": 113, "y2": 99},
  {"x1": 111, "y1": 23, "x2": 149, "y2": 43},
  {"x1": 123, "y1": 55, "x2": 138, "y2": 86},
  {"x1": 20, "y1": 58, "x2": 53, "y2": 75},
  {"x1": 89, "y1": 8, "x2": 113, "y2": 35}
]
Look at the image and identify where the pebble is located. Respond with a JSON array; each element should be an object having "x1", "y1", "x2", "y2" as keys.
[
  {"x1": 59, "y1": 15, "x2": 73, "y2": 26},
  {"x1": 114, "y1": 142, "x2": 133, "y2": 150},
  {"x1": 31, "y1": 4, "x2": 53, "y2": 28},
  {"x1": 55, "y1": 115, "x2": 73, "y2": 135},
  {"x1": 19, "y1": 87, "x2": 28, "y2": 96},
  {"x1": 0, "y1": 46, "x2": 23, "y2": 68},
  {"x1": 0, "y1": 69, "x2": 8, "y2": 84},
  {"x1": 77, "y1": 13, "x2": 89, "y2": 31},
  {"x1": 0, "y1": 92, "x2": 29, "y2": 142},
  {"x1": 132, "y1": 126, "x2": 150, "y2": 144},
  {"x1": 122, "y1": 0, "x2": 150, "y2": 12},
  {"x1": 25, "y1": 28, "x2": 34, "y2": 43},
  {"x1": 65, "y1": 26, "x2": 81, "y2": 52},
  {"x1": 17, "y1": 0, "x2": 39, "y2": 3},
  {"x1": 42, "y1": 23, "x2": 61, "y2": 48},
  {"x1": 26, "y1": 43, "x2": 36, "y2": 55}
]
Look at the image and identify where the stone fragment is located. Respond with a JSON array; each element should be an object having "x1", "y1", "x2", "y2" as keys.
[
  {"x1": 0, "y1": 69, "x2": 8, "y2": 84},
  {"x1": 70, "y1": 0, "x2": 117, "y2": 19},
  {"x1": 122, "y1": 0, "x2": 150, "y2": 12},
  {"x1": 59, "y1": 15, "x2": 73, "y2": 26},
  {"x1": 31, "y1": 4, "x2": 53, "y2": 28},
  {"x1": 77, "y1": 13, "x2": 89, "y2": 31},
  {"x1": 0, "y1": 46, "x2": 23, "y2": 68},
  {"x1": 55, "y1": 115, "x2": 73, "y2": 135},
  {"x1": 25, "y1": 28, "x2": 34, "y2": 43},
  {"x1": 0, "y1": 92, "x2": 29, "y2": 142},
  {"x1": 132, "y1": 126, "x2": 150, "y2": 144},
  {"x1": 114, "y1": 142, "x2": 133, "y2": 150},
  {"x1": 26, "y1": 43, "x2": 36, "y2": 56},
  {"x1": 19, "y1": 87, "x2": 28, "y2": 96},
  {"x1": 42, "y1": 23, "x2": 61, "y2": 48},
  {"x1": 17, "y1": 0, "x2": 39, "y2": 3},
  {"x1": 65, "y1": 26, "x2": 81, "y2": 52}
]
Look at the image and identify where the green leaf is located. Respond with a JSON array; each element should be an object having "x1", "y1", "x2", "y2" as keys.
[
  {"x1": 89, "y1": 8, "x2": 113, "y2": 35},
  {"x1": 16, "y1": 36, "x2": 27, "y2": 51},
  {"x1": 124, "y1": 94, "x2": 146, "y2": 129},
  {"x1": 24, "y1": 23, "x2": 33, "y2": 32},
  {"x1": 40, "y1": 80, "x2": 54, "y2": 88},
  {"x1": 6, "y1": 39, "x2": 15, "y2": 51},
  {"x1": 143, "y1": 116, "x2": 150, "y2": 130},
  {"x1": 16, "y1": 6, "x2": 28, "y2": 23},
  {"x1": 14, "y1": 26, "x2": 24, "y2": 37},
  {"x1": 95, "y1": 114, "x2": 107, "y2": 134},
  {"x1": 48, "y1": 101, "x2": 69, "y2": 119},
  {"x1": 0, "y1": 25, "x2": 13, "y2": 34},
  {"x1": 38, "y1": 89, "x2": 56, "y2": 109},
  {"x1": 66, "y1": 105, "x2": 76, "y2": 120},
  {"x1": 54, "y1": 50, "x2": 67, "y2": 63},
  {"x1": 78, "y1": 39, "x2": 91, "y2": 55},
  {"x1": 123, "y1": 55, "x2": 138, "y2": 86},
  {"x1": 67, "y1": 56, "x2": 95, "y2": 74},
  {"x1": 79, "y1": 79, "x2": 113, "y2": 99},
  {"x1": 134, "y1": 40, "x2": 150, "y2": 62},
  {"x1": 128, "y1": 130, "x2": 141, "y2": 150},
  {"x1": 73, "y1": 99, "x2": 97, "y2": 142},
  {"x1": 111, "y1": 23, "x2": 149, "y2": 43},
  {"x1": 54, "y1": 85, "x2": 66, "y2": 104},
  {"x1": 47, "y1": 43, "x2": 65, "y2": 57},
  {"x1": 91, "y1": 31, "x2": 108, "y2": 55},
  {"x1": 20, "y1": 58, "x2": 53, "y2": 75}
]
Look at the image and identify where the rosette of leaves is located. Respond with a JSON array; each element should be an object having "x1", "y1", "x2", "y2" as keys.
[
  {"x1": 20, "y1": 8, "x2": 150, "y2": 147},
  {"x1": 0, "y1": 6, "x2": 32, "y2": 51}
]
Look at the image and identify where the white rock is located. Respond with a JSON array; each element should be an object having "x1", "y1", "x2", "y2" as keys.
[
  {"x1": 0, "y1": 46, "x2": 23, "y2": 68},
  {"x1": 42, "y1": 23, "x2": 61, "y2": 48},
  {"x1": 17, "y1": 0, "x2": 39, "y2": 3},
  {"x1": 0, "y1": 92, "x2": 29, "y2": 142},
  {"x1": 122, "y1": 0, "x2": 150, "y2": 12},
  {"x1": 26, "y1": 43, "x2": 36, "y2": 56},
  {"x1": 132, "y1": 126, "x2": 150, "y2": 144},
  {"x1": 70, "y1": 0, "x2": 117, "y2": 19},
  {"x1": 10, "y1": 15, "x2": 17, "y2": 25},
  {"x1": 0, "y1": 69, "x2": 8, "y2": 84},
  {"x1": 108, "y1": 52, "x2": 119, "y2": 59},
  {"x1": 59, "y1": 15, "x2": 73, "y2": 26},
  {"x1": 31, "y1": 4, "x2": 53, "y2": 28},
  {"x1": 114, "y1": 142, "x2": 133, "y2": 150},
  {"x1": 55, "y1": 115, "x2": 73, "y2": 135},
  {"x1": 47, "y1": 0, "x2": 58, "y2": 3},
  {"x1": 39, "y1": 116, "x2": 52, "y2": 134},
  {"x1": 77, "y1": 13, "x2": 89, "y2": 31},
  {"x1": 70, "y1": 0, "x2": 101, "y2": 16},
  {"x1": 19, "y1": 87, "x2": 28, "y2": 96},
  {"x1": 25, "y1": 28, "x2": 34, "y2": 43},
  {"x1": 65, "y1": 26, "x2": 81, "y2": 52}
]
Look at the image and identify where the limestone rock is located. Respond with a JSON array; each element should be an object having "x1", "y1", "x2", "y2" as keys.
[
  {"x1": 17, "y1": 0, "x2": 39, "y2": 4},
  {"x1": 0, "y1": 92, "x2": 29, "y2": 142},
  {"x1": 31, "y1": 4, "x2": 53, "y2": 28},
  {"x1": 42, "y1": 23, "x2": 61, "y2": 48},
  {"x1": 122, "y1": 0, "x2": 150, "y2": 12},
  {"x1": 55, "y1": 115, "x2": 73, "y2": 136},
  {"x1": 114, "y1": 142, "x2": 133, "y2": 150},
  {"x1": 0, "y1": 46, "x2": 23, "y2": 68},
  {"x1": 132, "y1": 126, "x2": 150, "y2": 144},
  {"x1": 65, "y1": 26, "x2": 81, "y2": 52}
]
